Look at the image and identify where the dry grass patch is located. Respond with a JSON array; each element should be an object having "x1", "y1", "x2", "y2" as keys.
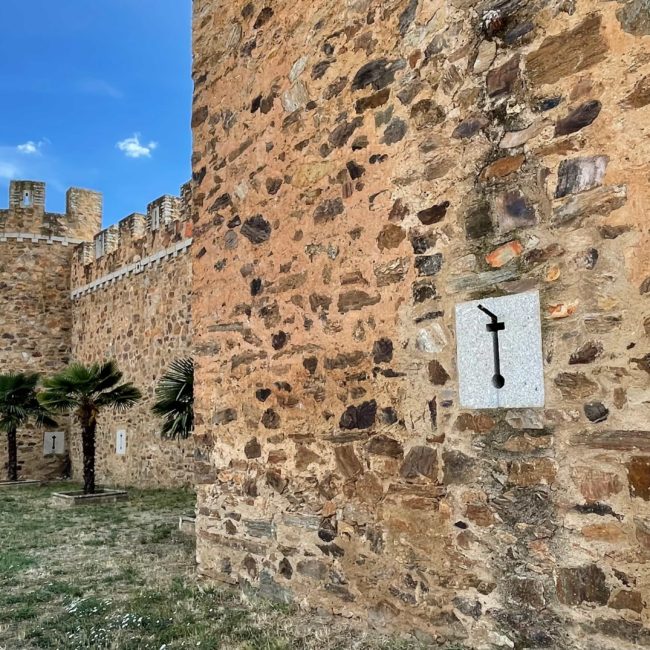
[{"x1": 0, "y1": 484, "x2": 461, "y2": 650}]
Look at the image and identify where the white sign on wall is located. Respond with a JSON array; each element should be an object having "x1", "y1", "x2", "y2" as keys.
[
  {"x1": 455, "y1": 290, "x2": 544, "y2": 409},
  {"x1": 43, "y1": 431, "x2": 65, "y2": 456},
  {"x1": 116, "y1": 429, "x2": 127, "y2": 455}
]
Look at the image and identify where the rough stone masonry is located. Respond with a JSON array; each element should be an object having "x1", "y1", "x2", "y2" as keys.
[
  {"x1": 0, "y1": 180, "x2": 195, "y2": 488},
  {"x1": 190, "y1": 0, "x2": 650, "y2": 648}
]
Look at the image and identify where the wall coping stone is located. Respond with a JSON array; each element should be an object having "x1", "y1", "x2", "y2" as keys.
[
  {"x1": 70, "y1": 237, "x2": 192, "y2": 299},
  {"x1": 0, "y1": 232, "x2": 84, "y2": 246}
]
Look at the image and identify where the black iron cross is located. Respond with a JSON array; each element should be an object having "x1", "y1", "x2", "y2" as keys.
[
  {"x1": 51, "y1": 434, "x2": 56, "y2": 454},
  {"x1": 477, "y1": 304, "x2": 505, "y2": 389}
]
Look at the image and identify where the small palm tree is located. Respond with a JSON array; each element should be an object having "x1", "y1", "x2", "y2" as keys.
[
  {"x1": 0, "y1": 372, "x2": 57, "y2": 482},
  {"x1": 39, "y1": 361, "x2": 142, "y2": 494},
  {"x1": 152, "y1": 358, "x2": 194, "y2": 440}
]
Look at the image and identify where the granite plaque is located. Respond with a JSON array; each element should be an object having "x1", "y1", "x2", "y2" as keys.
[
  {"x1": 116, "y1": 429, "x2": 127, "y2": 455},
  {"x1": 43, "y1": 431, "x2": 65, "y2": 456},
  {"x1": 455, "y1": 290, "x2": 544, "y2": 409}
]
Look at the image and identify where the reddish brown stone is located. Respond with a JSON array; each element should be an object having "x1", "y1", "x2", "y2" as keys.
[
  {"x1": 465, "y1": 503, "x2": 495, "y2": 527},
  {"x1": 622, "y1": 75, "x2": 650, "y2": 109},
  {"x1": 486, "y1": 55, "x2": 520, "y2": 97},
  {"x1": 294, "y1": 445, "x2": 322, "y2": 470},
  {"x1": 455, "y1": 413, "x2": 495, "y2": 433},
  {"x1": 569, "y1": 341, "x2": 603, "y2": 365},
  {"x1": 334, "y1": 445, "x2": 363, "y2": 478},
  {"x1": 337, "y1": 290, "x2": 381, "y2": 314},
  {"x1": 399, "y1": 446, "x2": 437, "y2": 480},
  {"x1": 609, "y1": 590, "x2": 644, "y2": 613},
  {"x1": 427, "y1": 360, "x2": 450, "y2": 385},
  {"x1": 554, "y1": 372, "x2": 599, "y2": 399},
  {"x1": 508, "y1": 458, "x2": 557, "y2": 487},
  {"x1": 627, "y1": 456, "x2": 650, "y2": 500},
  {"x1": 377, "y1": 224, "x2": 406, "y2": 251},
  {"x1": 366, "y1": 435, "x2": 404, "y2": 459},
  {"x1": 572, "y1": 467, "x2": 623, "y2": 501},
  {"x1": 526, "y1": 15, "x2": 608, "y2": 87},
  {"x1": 556, "y1": 565, "x2": 610, "y2": 606}
]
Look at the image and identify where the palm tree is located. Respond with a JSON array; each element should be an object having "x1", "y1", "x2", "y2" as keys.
[
  {"x1": 0, "y1": 372, "x2": 57, "y2": 482},
  {"x1": 152, "y1": 358, "x2": 194, "y2": 440},
  {"x1": 39, "y1": 361, "x2": 142, "y2": 494}
]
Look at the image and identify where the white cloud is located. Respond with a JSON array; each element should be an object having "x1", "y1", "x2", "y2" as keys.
[
  {"x1": 116, "y1": 134, "x2": 158, "y2": 159},
  {"x1": 17, "y1": 141, "x2": 38, "y2": 155},
  {"x1": 16, "y1": 139, "x2": 49, "y2": 155}
]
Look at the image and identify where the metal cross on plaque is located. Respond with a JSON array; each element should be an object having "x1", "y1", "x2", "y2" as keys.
[{"x1": 455, "y1": 291, "x2": 544, "y2": 409}]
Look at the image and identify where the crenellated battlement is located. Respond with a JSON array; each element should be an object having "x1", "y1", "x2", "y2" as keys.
[
  {"x1": 0, "y1": 180, "x2": 102, "y2": 242},
  {"x1": 70, "y1": 181, "x2": 193, "y2": 297}
]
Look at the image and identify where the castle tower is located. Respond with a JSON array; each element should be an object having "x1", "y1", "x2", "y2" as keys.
[
  {"x1": 190, "y1": 1, "x2": 650, "y2": 646},
  {"x1": 0, "y1": 181, "x2": 102, "y2": 480}
]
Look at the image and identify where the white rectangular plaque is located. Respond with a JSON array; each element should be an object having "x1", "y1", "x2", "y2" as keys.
[
  {"x1": 116, "y1": 429, "x2": 127, "y2": 455},
  {"x1": 43, "y1": 431, "x2": 65, "y2": 456},
  {"x1": 455, "y1": 290, "x2": 544, "y2": 409}
]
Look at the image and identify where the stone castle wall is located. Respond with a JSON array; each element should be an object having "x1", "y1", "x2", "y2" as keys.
[
  {"x1": 0, "y1": 181, "x2": 102, "y2": 480},
  {"x1": 69, "y1": 186, "x2": 195, "y2": 488},
  {"x1": 190, "y1": 1, "x2": 650, "y2": 648}
]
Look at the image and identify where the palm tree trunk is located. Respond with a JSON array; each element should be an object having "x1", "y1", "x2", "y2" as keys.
[
  {"x1": 81, "y1": 417, "x2": 97, "y2": 494},
  {"x1": 7, "y1": 425, "x2": 18, "y2": 482}
]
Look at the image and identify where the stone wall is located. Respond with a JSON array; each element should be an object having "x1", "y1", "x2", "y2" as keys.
[
  {"x1": 190, "y1": 1, "x2": 650, "y2": 647},
  {"x1": 69, "y1": 188, "x2": 194, "y2": 488},
  {"x1": 0, "y1": 181, "x2": 102, "y2": 480}
]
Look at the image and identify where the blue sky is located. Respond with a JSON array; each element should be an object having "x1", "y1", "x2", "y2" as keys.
[{"x1": 0, "y1": 1, "x2": 192, "y2": 226}]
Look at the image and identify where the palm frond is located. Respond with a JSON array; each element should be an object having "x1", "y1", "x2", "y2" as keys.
[
  {"x1": 91, "y1": 360, "x2": 123, "y2": 394},
  {"x1": 0, "y1": 372, "x2": 55, "y2": 430},
  {"x1": 153, "y1": 358, "x2": 194, "y2": 440},
  {"x1": 95, "y1": 383, "x2": 143, "y2": 412},
  {"x1": 40, "y1": 361, "x2": 142, "y2": 418}
]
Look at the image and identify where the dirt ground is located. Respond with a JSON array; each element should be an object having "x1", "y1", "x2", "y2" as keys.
[{"x1": 0, "y1": 483, "x2": 458, "y2": 650}]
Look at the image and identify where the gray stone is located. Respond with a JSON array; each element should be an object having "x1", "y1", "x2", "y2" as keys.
[
  {"x1": 314, "y1": 198, "x2": 344, "y2": 224},
  {"x1": 552, "y1": 184, "x2": 627, "y2": 227},
  {"x1": 584, "y1": 401, "x2": 609, "y2": 423},
  {"x1": 297, "y1": 559, "x2": 328, "y2": 580},
  {"x1": 398, "y1": 0, "x2": 418, "y2": 35},
  {"x1": 555, "y1": 156, "x2": 608, "y2": 198},
  {"x1": 241, "y1": 215, "x2": 271, "y2": 244},
  {"x1": 351, "y1": 59, "x2": 406, "y2": 92},
  {"x1": 414, "y1": 254, "x2": 443, "y2": 276},
  {"x1": 281, "y1": 81, "x2": 309, "y2": 112},
  {"x1": 448, "y1": 268, "x2": 518, "y2": 293},
  {"x1": 382, "y1": 119, "x2": 408, "y2": 145},
  {"x1": 374, "y1": 257, "x2": 410, "y2": 287},
  {"x1": 555, "y1": 100, "x2": 602, "y2": 137},
  {"x1": 617, "y1": 0, "x2": 650, "y2": 35}
]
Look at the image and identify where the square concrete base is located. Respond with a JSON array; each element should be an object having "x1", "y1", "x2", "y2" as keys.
[
  {"x1": 50, "y1": 489, "x2": 128, "y2": 507},
  {"x1": 0, "y1": 479, "x2": 42, "y2": 488},
  {"x1": 179, "y1": 514, "x2": 196, "y2": 535}
]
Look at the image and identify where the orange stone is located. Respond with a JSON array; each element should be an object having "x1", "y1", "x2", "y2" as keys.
[
  {"x1": 479, "y1": 154, "x2": 525, "y2": 181},
  {"x1": 485, "y1": 240, "x2": 524, "y2": 268},
  {"x1": 581, "y1": 523, "x2": 627, "y2": 543},
  {"x1": 548, "y1": 303, "x2": 577, "y2": 319}
]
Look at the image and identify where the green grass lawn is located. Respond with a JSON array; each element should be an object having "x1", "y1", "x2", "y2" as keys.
[{"x1": 0, "y1": 483, "x2": 438, "y2": 650}]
